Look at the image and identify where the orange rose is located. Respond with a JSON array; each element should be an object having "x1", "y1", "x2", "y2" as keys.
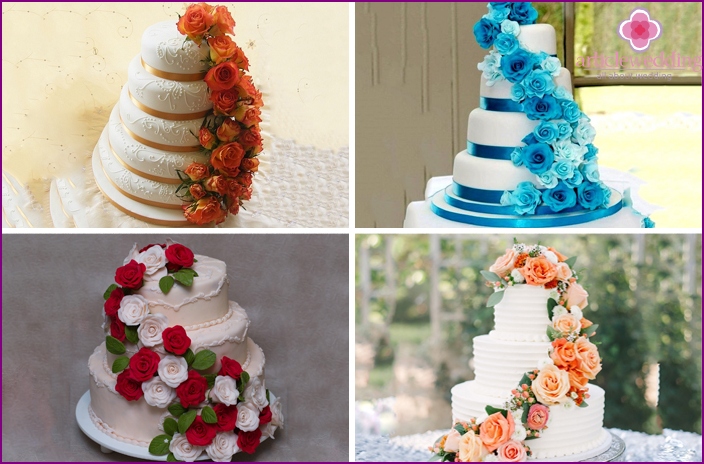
[
  {"x1": 211, "y1": 88, "x2": 239, "y2": 116},
  {"x1": 489, "y1": 248, "x2": 516, "y2": 278},
  {"x1": 479, "y1": 412, "x2": 514, "y2": 453},
  {"x1": 216, "y1": 118, "x2": 242, "y2": 142},
  {"x1": 514, "y1": 253, "x2": 529, "y2": 269},
  {"x1": 531, "y1": 364, "x2": 570, "y2": 406},
  {"x1": 176, "y1": 3, "x2": 214, "y2": 44},
  {"x1": 184, "y1": 162, "x2": 209, "y2": 181},
  {"x1": 547, "y1": 246, "x2": 568, "y2": 262},
  {"x1": 241, "y1": 187, "x2": 252, "y2": 201},
  {"x1": 232, "y1": 45, "x2": 250, "y2": 71},
  {"x1": 204, "y1": 175, "x2": 229, "y2": 196},
  {"x1": 565, "y1": 283, "x2": 589, "y2": 309},
  {"x1": 239, "y1": 128, "x2": 263, "y2": 152},
  {"x1": 234, "y1": 105, "x2": 261, "y2": 128},
  {"x1": 226, "y1": 178, "x2": 244, "y2": 198},
  {"x1": 199, "y1": 127, "x2": 217, "y2": 150},
  {"x1": 228, "y1": 201, "x2": 240, "y2": 215},
  {"x1": 211, "y1": 5, "x2": 235, "y2": 36},
  {"x1": 241, "y1": 158, "x2": 260, "y2": 173},
  {"x1": 208, "y1": 35, "x2": 237, "y2": 65},
  {"x1": 552, "y1": 313, "x2": 581, "y2": 336},
  {"x1": 204, "y1": 62, "x2": 241, "y2": 92},
  {"x1": 575, "y1": 337, "x2": 602, "y2": 379},
  {"x1": 520, "y1": 256, "x2": 557, "y2": 286},
  {"x1": 567, "y1": 367, "x2": 589, "y2": 390},
  {"x1": 183, "y1": 197, "x2": 226, "y2": 225},
  {"x1": 236, "y1": 171, "x2": 253, "y2": 187},
  {"x1": 210, "y1": 142, "x2": 244, "y2": 177},
  {"x1": 550, "y1": 338, "x2": 579, "y2": 369},
  {"x1": 189, "y1": 184, "x2": 206, "y2": 200}
]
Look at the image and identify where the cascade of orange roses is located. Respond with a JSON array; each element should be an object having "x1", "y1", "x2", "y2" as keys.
[{"x1": 175, "y1": 3, "x2": 264, "y2": 225}]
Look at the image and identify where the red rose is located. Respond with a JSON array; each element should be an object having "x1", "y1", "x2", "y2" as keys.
[
  {"x1": 211, "y1": 88, "x2": 239, "y2": 116},
  {"x1": 213, "y1": 403, "x2": 238, "y2": 432},
  {"x1": 218, "y1": 356, "x2": 243, "y2": 380},
  {"x1": 176, "y1": 370, "x2": 209, "y2": 408},
  {"x1": 210, "y1": 142, "x2": 245, "y2": 177},
  {"x1": 115, "y1": 369, "x2": 143, "y2": 401},
  {"x1": 186, "y1": 415, "x2": 217, "y2": 446},
  {"x1": 237, "y1": 428, "x2": 262, "y2": 454},
  {"x1": 138, "y1": 243, "x2": 166, "y2": 253},
  {"x1": 110, "y1": 316, "x2": 126, "y2": 342},
  {"x1": 104, "y1": 287, "x2": 124, "y2": 317},
  {"x1": 259, "y1": 406, "x2": 272, "y2": 425},
  {"x1": 162, "y1": 325, "x2": 191, "y2": 355},
  {"x1": 115, "y1": 260, "x2": 146, "y2": 290},
  {"x1": 204, "y1": 62, "x2": 241, "y2": 92},
  {"x1": 165, "y1": 244, "x2": 195, "y2": 268},
  {"x1": 128, "y1": 347, "x2": 160, "y2": 382}
]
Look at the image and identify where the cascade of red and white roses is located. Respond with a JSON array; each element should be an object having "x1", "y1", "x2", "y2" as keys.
[
  {"x1": 174, "y1": 3, "x2": 264, "y2": 226},
  {"x1": 431, "y1": 244, "x2": 601, "y2": 462},
  {"x1": 102, "y1": 242, "x2": 282, "y2": 462}
]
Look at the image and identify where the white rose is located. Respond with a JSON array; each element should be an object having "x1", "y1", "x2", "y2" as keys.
[
  {"x1": 570, "y1": 306, "x2": 584, "y2": 321},
  {"x1": 137, "y1": 245, "x2": 167, "y2": 281},
  {"x1": 210, "y1": 376, "x2": 239, "y2": 406},
  {"x1": 236, "y1": 402, "x2": 260, "y2": 432},
  {"x1": 444, "y1": 429, "x2": 461, "y2": 452},
  {"x1": 511, "y1": 423, "x2": 527, "y2": 441},
  {"x1": 169, "y1": 433, "x2": 204, "y2": 462},
  {"x1": 117, "y1": 295, "x2": 149, "y2": 325},
  {"x1": 138, "y1": 313, "x2": 169, "y2": 347},
  {"x1": 269, "y1": 391, "x2": 284, "y2": 428},
  {"x1": 123, "y1": 243, "x2": 139, "y2": 265},
  {"x1": 543, "y1": 250, "x2": 558, "y2": 264},
  {"x1": 142, "y1": 377, "x2": 177, "y2": 408},
  {"x1": 244, "y1": 377, "x2": 268, "y2": 410},
  {"x1": 158, "y1": 355, "x2": 189, "y2": 388},
  {"x1": 552, "y1": 305, "x2": 567, "y2": 318},
  {"x1": 510, "y1": 269, "x2": 524, "y2": 283},
  {"x1": 261, "y1": 422, "x2": 278, "y2": 439},
  {"x1": 205, "y1": 432, "x2": 239, "y2": 462}
]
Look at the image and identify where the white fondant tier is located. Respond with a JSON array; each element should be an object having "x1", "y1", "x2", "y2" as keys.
[
  {"x1": 453, "y1": 150, "x2": 537, "y2": 191},
  {"x1": 127, "y1": 55, "x2": 212, "y2": 116},
  {"x1": 480, "y1": 68, "x2": 572, "y2": 99},
  {"x1": 492, "y1": 285, "x2": 552, "y2": 342},
  {"x1": 467, "y1": 108, "x2": 539, "y2": 148},
  {"x1": 516, "y1": 24, "x2": 556, "y2": 55},
  {"x1": 119, "y1": 86, "x2": 203, "y2": 149},
  {"x1": 141, "y1": 21, "x2": 209, "y2": 76}
]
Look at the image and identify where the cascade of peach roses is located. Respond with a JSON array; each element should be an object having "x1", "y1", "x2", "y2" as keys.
[{"x1": 175, "y1": 3, "x2": 263, "y2": 225}]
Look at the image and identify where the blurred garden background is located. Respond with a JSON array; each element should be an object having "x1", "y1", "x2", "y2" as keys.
[{"x1": 355, "y1": 234, "x2": 702, "y2": 439}]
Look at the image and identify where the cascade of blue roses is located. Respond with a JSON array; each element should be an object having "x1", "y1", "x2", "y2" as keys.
[{"x1": 473, "y1": 2, "x2": 611, "y2": 215}]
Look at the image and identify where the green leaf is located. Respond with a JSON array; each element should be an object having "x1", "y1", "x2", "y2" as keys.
[
  {"x1": 564, "y1": 256, "x2": 577, "y2": 268},
  {"x1": 486, "y1": 290, "x2": 504, "y2": 307},
  {"x1": 167, "y1": 452, "x2": 180, "y2": 462},
  {"x1": 480, "y1": 270, "x2": 502, "y2": 283},
  {"x1": 546, "y1": 326, "x2": 562, "y2": 341},
  {"x1": 485, "y1": 405, "x2": 508, "y2": 418},
  {"x1": 581, "y1": 324, "x2": 599, "y2": 338},
  {"x1": 184, "y1": 348, "x2": 195, "y2": 366},
  {"x1": 168, "y1": 403, "x2": 187, "y2": 417},
  {"x1": 105, "y1": 335, "x2": 126, "y2": 355},
  {"x1": 547, "y1": 298, "x2": 558, "y2": 320},
  {"x1": 240, "y1": 371, "x2": 250, "y2": 387},
  {"x1": 178, "y1": 409, "x2": 197, "y2": 434},
  {"x1": 518, "y1": 372, "x2": 533, "y2": 388},
  {"x1": 125, "y1": 325, "x2": 139, "y2": 344},
  {"x1": 159, "y1": 276, "x2": 175, "y2": 294},
  {"x1": 103, "y1": 284, "x2": 118, "y2": 300},
  {"x1": 521, "y1": 402, "x2": 530, "y2": 423},
  {"x1": 238, "y1": 393, "x2": 245, "y2": 402},
  {"x1": 173, "y1": 268, "x2": 197, "y2": 287},
  {"x1": 453, "y1": 423, "x2": 468, "y2": 435},
  {"x1": 266, "y1": 389, "x2": 270, "y2": 402},
  {"x1": 192, "y1": 350, "x2": 216, "y2": 370},
  {"x1": 203, "y1": 374, "x2": 216, "y2": 389},
  {"x1": 112, "y1": 356, "x2": 129, "y2": 374},
  {"x1": 148, "y1": 434, "x2": 171, "y2": 456},
  {"x1": 524, "y1": 435, "x2": 539, "y2": 441},
  {"x1": 163, "y1": 417, "x2": 178, "y2": 437},
  {"x1": 578, "y1": 400, "x2": 589, "y2": 408},
  {"x1": 201, "y1": 406, "x2": 218, "y2": 424}
]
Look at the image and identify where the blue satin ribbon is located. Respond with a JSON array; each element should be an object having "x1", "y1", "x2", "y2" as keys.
[
  {"x1": 479, "y1": 97, "x2": 523, "y2": 113},
  {"x1": 452, "y1": 182, "x2": 545, "y2": 204},
  {"x1": 466, "y1": 141, "x2": 515, "y2": 160},
  {"x1": 430, "y1": 198, "x2": 623, "y2": 228},
  {"x1": 444, "y1": 188, "x2": 587, "y2": 216}
]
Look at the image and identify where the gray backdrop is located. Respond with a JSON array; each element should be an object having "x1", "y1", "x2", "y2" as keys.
[{"x1": 2, "y1": 234, "x2": 349, "y2": 461}]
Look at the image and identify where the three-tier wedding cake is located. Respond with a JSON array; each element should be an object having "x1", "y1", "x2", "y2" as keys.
[{"x1": 431, "y1": 243, "x2": 611, "y2": 461}]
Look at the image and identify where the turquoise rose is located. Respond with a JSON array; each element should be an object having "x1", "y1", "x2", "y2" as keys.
[
  {"x1": 533, "y1": 121, "x2": 559, "y2": 144},
  {"x1": 500, "y1": 182, "x2": 542, "y2": 215},
  {"x1": 523, "y1": 69, "x2": 556, "y2": 98},
  {"x1": 577, "y1": 181, "x2": 606, "y2": 210},
  {"x1": 581, "y1": 162, "x2": 600, "y2": 182},
  {"x1": 501, "y1": 49, "x2": 536, "y2": 83},
  {"x1": 520, "y1": 143, "x2": 554, "y2": 174},
  {"x1": 573, "y1": 118, "x2": 596, "y2": 146},
  {"x1": 584, "y1": 143, "x2": 599, "y2": 161},
  {"x1": 541, "y1": 181, "x2": 577, "y2": 212},
  {"x1": 509, "y1": 2, "x2": 539, "y2": 24},
  {"x1": 553, "y1": 86, "x2": 573, "y2": 101},
  {"x1": 474, "y1": 17, "x2": 501, "y2": 49},
  {"x1": 494, "y1": 32, "x2": 519, "y2": 55},
  {"x1": 523, "y1": 95, "x2": 562, "y2": 121},
  {"x1": 487, "y1": 4, "x2": 510, "y2": 22},
  {"x1": 561, "y1": 100, "x2": 581, "y2": 123},
  {"x1": 643, "y1": 217, "x2": 655, "y2": 228},
  {"x1": 557, "y1": 122, "x2": 573, "y2": 140},
  {"x1": 510, "y1": 82, "x2": 526, "y2": 102},
  {"x1": 500, "y1": 19, "x2": 520, "y2": 36},
  {"x1": 537, "y1": 170, "x2": 559, "y2": 189},
  {"x1": 478, "y1": 50, "x2": 504, "y2": 86},
  {"x1": 510, "y1": 147, "x2": 523, "y2": 167},
  {"x1": 563, "y1": 170, "x2": 584, "y2": 188},
  {"x1": 553, "y1": 159, "x2": 576, "y2": 180},
  {"x1": 541, "y1": 56, "x2": 562, "y2": 76}
]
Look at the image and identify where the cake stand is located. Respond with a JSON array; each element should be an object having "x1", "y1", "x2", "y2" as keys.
[{"x1": 583, "y1": 432, "x2": 626, "y2": 462}]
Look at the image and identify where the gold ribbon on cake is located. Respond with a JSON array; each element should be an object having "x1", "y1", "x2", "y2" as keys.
[
  {"x1": 100, "y1": 162, "x2": 184, "y2": 211},
  {"x1": 141, "y1": 57, "x2": 207, "y2": 82},
  {"x1": 95, "y1": 178, "x2": 190, "y2": 226},
  {"x1": 119, "y1": 115, "x2": 202, "y2": 153},
  {"x1": 128, "y1": 90, "x2": 210, "y2": 121},
  {"x1": 108, "y1": 143, "x2": 182, "y2": 185}
]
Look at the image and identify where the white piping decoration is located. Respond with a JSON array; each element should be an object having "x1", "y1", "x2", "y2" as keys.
[
  {"x1": 88, "y1": 405, "x2": 150, "y2": 447},
  {"x1": 146, "y1": 274, "x2": 229, "y2": 311}
]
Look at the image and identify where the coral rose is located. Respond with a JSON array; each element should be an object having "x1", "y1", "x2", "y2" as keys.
[
  {"x1": 565, "y1": 283, "x2": 589, "y2": 309},
  {"x1": 479, "y1": 412, "x2": 515, "y2": 453},
  {"x1": 234, "y1": 105, "x2": 261, "y2": 128},
  {"x1": 489, "y1": 248, "x2": 516, "y2": 278},
  {"x1": 575, "y1": 337, "x2": 602, "y2": 379},
  {"x1": 183, "y1": 197, "x2": 227, "y2": 225},
  {"x1": 177, "y1": 3, "x2": 214, "y2": 44},
  {"x1": 241, "y1": 158, "x2": 260, "y2": 173},
  {"x1": 211, "y1": 88, "x2": 239, "y2": 116},
  {"x1": 497, "y1": 440, "x2": 527, "y2": 462},
  {"x1": 552, "y1": 313, "x2": 581, "y2": 336},
  {"x1": 211, "y1": 142, "x2": 245, "y2": 177},
  {"x1": 550, "y1": 338, "x2": 579, "y2": 369},
  {"x1": 555, "y1": 262, "x2": 572, "y2": 281},
  {"x1": 199, "y1": 127, "x2": 217, "y2": 150},
  {"x1": 205, "y1": 62, "x2": 241, "y2": 92},
  {"x1": 184, "y1": 163, "x2": 209, "y2": 181},
  {"x1": 520, "y1": 256, "x2": 557, "y2": 286},
  {"x1": 189, "y1": 184, "x2": 206, "y2": 200},
  {"x1": 208, "y1": 35, "x2": 237, "y2": 65},
  {"x1": 459, "y1": 430, "x2": 487, "y2": 462},
  {"x1": 216, "y1": 118, "x2": 241, "y2": 142},
  {"x1": 204, "y1": 175, "x2": 229, "y2": 196},
  {"x1": 526, "y1": 404, "x2": 549, "y2": 430},
  {"x1": 531, "y1": 363, "x2": 570, "y2": 405},
  {"x1": 212, "y1": 5, "x2": 235, "y2": 36}
]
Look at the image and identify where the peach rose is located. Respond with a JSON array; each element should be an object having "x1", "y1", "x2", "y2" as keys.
[
  {"x1": 216, "y1": 118, "x2": 241, "y2": 142},
  {"x1": 531, "y1": 364, "x2": 570, "y2": 406},
  {"x1": 565, "y1": 283, "x2": 589, "y2": 309},
  {"x1": 567, "y1": 367, "x2": 589, "y2": 390},
  {"x1": 176, "y1": 3, "x2": 214, "y2": 44},
  {"x1": 183, "y1": 197, "x2": 226, "y2": 225},
  {"x1": 552, "y1": 313, "x2": 581, "y2": 336},
  {"x1": 189, "y1": 184, "x2": 206, "y2": 200},
  {"x1": 497, "y1": 440, "x2": 527, "y2": 462},
  {"x1": 204, "y1": 175, "x2": 229, "y2": 196},
  {"x1": 526, "y1": 404, "x2": 549, "y2": 430},
  {"x1": 208, "y1": 35, "x2": 237, "y2": 65},
  {"x1": 520, "y1": 256, "x2": 557, "y2": 286},
  {"x1": 210, "y1": 142, "x2": 244, "y2": 177},
  {"x1": 555, "y1": 262, "x2": 572, "y2": 281},
  {"x1": 184, "y1": 163, "x2": 209, "y2": 181},
  {"x1": 575, "y1": 337, "x2": 602, "y2": 379},
  {"x1": 241, "y1": 158, "x2": 260, "y2": 173},
  {"x1": 239, "y1": 129, "x2": 263, "y2": 152},
  {"x1": 444, "y1": 429, "x2": 461, "y2": 453},
  {"x1": 234, "y1": 105, "x2": 261, "y2": 128},
  {"x1": 580, "y1": 317, "x2": 593, "y2": 329},
  {"x1": 211, "y1": 88, "x2": 239, "y2": 116},
  {"x1": 459, "y1": 430, "x2": 487, "y2": 462},
  {"x1": 479, "y1": 412, "x2": 514, "y2": 453},
  {"x1": 489, "y1": 248, "x2": 517, "y2": 278},
  {"x1": 550, "y1": 338, "x2": 579, "y2": 369},
  {"x1": 205, "y1": 62, "x2": 241, "y2": 92},
  {"x1": 212, "y1": 5, "x2": 235, "y2": 36},
  {"x1": 547, "y1": 246, "x2": 568, "y2": 262},
  {"x1": 199, "y1": 127, "x2": 217, "y2": 150}
]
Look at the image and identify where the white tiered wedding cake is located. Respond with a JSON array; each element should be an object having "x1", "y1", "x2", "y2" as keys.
[
  {"x1": 431, "y1": 243, "x2": 611, "y2": 461},
  {"x1": 84, "y1": 241, "x2": 282, "y2": 461}
]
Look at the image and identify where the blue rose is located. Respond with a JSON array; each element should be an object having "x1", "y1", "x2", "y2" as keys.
[
  {"x1": 581, "y1": 161, "x2": 600, "y2": 182},
  {"x1": 523, "y1": 69, "x2": 556, "y2": 98},
  {"x1": 553, "y1": 140, "x2": 586, "y2": 162},
  {"x1": 584, "y1": 143, "x2": 599, "y2": 161},
  {"x1": 542, "y1": 181, "x2": 577, "y2": 212},
  {"x1": 557, "y1": 122, "x2": 573, "y2": 140},
  {"x1": 577, "y1": 181, "x2": 606, "y2": 210},
  {"x1": 474, "y1": 18, "x2": 501, "y2": 49},
  {"x1": 533, "y1": 121, "x2": 559, "y2": 144},
  {"x1": 500, "y1": 19, "x2": 520, "y2": 36},
  {"x1": 553, "y1": 85, "x2": 573, "y2": 101},
  {"x1": 520, "y1": 142, "x2": 554, "y2": 174},
  {"x1": 572, "y1": 118, "x2": 596, "y2": 146},
  {"x1": 553, "y1": 159, "x2": 576, "y2": 180},
  {"x1": 537, "y1": 170, "x2": 559, "y2": 188},
  {"x1": 510, "y1": 82, "x2": 526, "y2": 102},
  {"x1": 563, "y1": 170, "x2": 584, "y2": 188},
  {"x1": 523, "y1": 95, "x2": 562, "y2": 121},
  {"x1": 478, "y1": 50, "x2": 504, "y2": 85},
  {"x1": 521, "y1": 132, "x2": 539, "y2": 146},
  {"x1": 643, "y1": 217, "x2": 655, "y2": 228},
  {"x1": 561, "y1": 100, "x2": 581, "y2": 123},
  {"x1": 500, "y1": 49, "x2": 536, "y2": 83},
  {"x1": 487, "y1": 4, "x2": 510, "y2": 22},
  {"x1": 540, "y1": 56, "x2": 562, "y2": 76},
  {"x1": 508, "y1": 2, "x2": 538, "y2": 24},
  {"x1": 500, "y1": 181, "x2": 542, "y2": 215},
  {"x1": 510, "y1": 147, "x2": 523, "y2": 166},
  {"x1": 494, "y1": 32, "x2": 519, "y2": 55},
  {"x1": 489, "y1": 2, "x2": 513, "y2": 9}
]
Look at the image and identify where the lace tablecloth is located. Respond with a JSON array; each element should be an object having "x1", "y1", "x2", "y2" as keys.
[{"x1": 356, "y1": 429, "x2": 702, "y2": 462}]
